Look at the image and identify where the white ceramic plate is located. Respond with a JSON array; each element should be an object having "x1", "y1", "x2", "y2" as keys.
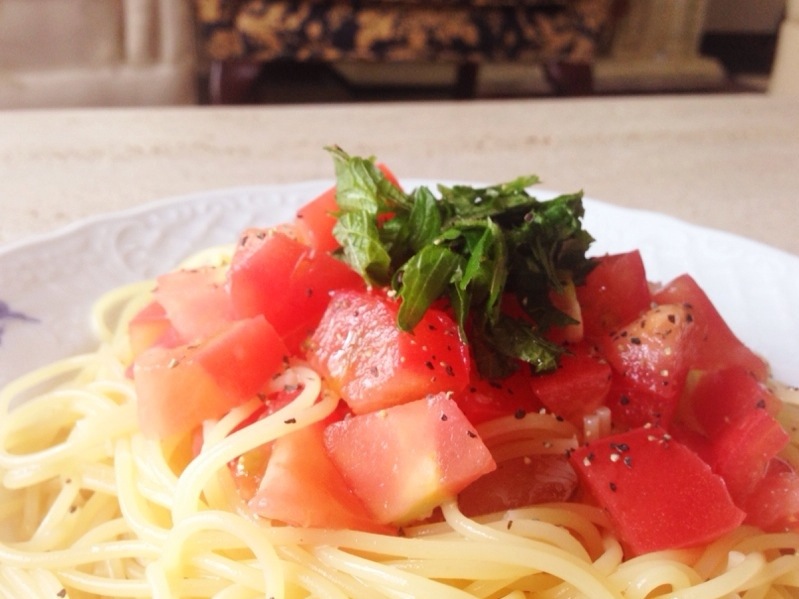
[{"x1": 1, "y1": 180, "x2": 797, "y2": 389}]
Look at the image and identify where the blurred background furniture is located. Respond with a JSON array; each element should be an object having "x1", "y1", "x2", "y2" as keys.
[
  {"x1": 770, "y1": 0, "x2": 799, "y2": 95},
  {"x1": 193, "y1": 0, "x2": 618, "y2": 103},
  {"x1": 0, "y1": 0, "x2": 196, "y2": 109}
]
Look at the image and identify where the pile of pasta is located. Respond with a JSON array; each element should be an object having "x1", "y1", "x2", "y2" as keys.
[{"x1": 2, "y1": 246, "x2": 799, "y2": 599}]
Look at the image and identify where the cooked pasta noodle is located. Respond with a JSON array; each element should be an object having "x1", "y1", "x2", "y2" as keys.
[{"x1": 2, "y1": 247, "x2": 799, "y2": 599}]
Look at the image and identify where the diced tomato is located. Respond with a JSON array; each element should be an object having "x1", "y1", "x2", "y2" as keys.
[
  {"x1": 127, "y1": 300, "x2": 180, "y2": 360},
  {"x1": 227, "y1": 385, "x2": 307, "y2": 501},
  {"x1": 324, "y1": 393, "x2": 496, "y2": 524},
  {"x1": 709, "y1": 409, "x2": 789, "y2": 504},
  {"x1": 604, "y1": 374, "x2": 684, "y2": 430},
  {"x1": 227, "y1": 228, "x2": 365, "y2": 353},
  {"x1": 598, "y1": 302, "x2": 700, "y2": 400},
  {"x1": 683, "y1": 366, "x2": 782, "y2": 438},
  {"x1": 528, "y1": 342, "x2": 612, "y2": 426},
  {"x1": 458, "y1": 454, "x2": 577, "y2": 517},
  {"x1": 453, "y1": 365, "x2": 543, "y2": 425},
  {"x1": 154, "y1": 266, "x2": 234, "y2": 343},
  {"x1": 294, "y1": 163, "x2": 402, "y2": 253},
  {"x1": 248, "y1": 420, "x2": 390, "y2": 533},
  {"x1": 133, "y1": 316, "x2": 288, "y2": 439},
  {"x1": 576, "y1": 251, "x2": 652, "y2": 343},
  {"x1": 307, "y1": 290, "x2": 470, "y2": 414},
  {"x1": 745, "y1": 463, "x2": 799, "y2": 532},
  {"x1": 570, "y1": 426, "x2": 745, "y2": 555},
  {"x1": 652, "y1": 274, "x2": 768, "y2": 381}
]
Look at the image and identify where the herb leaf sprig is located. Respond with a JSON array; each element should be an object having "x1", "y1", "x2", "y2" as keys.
[{"x1": 328, "y1": 146, "x2": 595, "y2": 379}]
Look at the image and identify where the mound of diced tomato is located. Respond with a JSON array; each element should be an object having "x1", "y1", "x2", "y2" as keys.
[{"x1": 128, "y1": 169, "x2": 799, "y2": 552}]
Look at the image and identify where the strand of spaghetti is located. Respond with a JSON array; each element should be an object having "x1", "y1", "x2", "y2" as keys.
[
  {"x1": 14, "y1": 475, "x2": 82, "y2": 552},
  {"x1": 384, "y1": 557, "x2": 532, "y2": 581},
  {"x1": 441, "y1": 500, "x2": 622, "y2": 599},
  {"x1": 1, "y1": 398, "x2": 138, "y2": 488},
  {"x1": 489, "y1": 438, "x2": 578, "y2": 462},
  {"x1": 734, "y1": 530, "x2": 799, "y2": 554},
  {"x1": 609, "y1": 557, "x2": 700, "y2": 599},
  {"x1": 659, "y1": 552, "x2": 766, "y2": 599},
  {"x1": 740, "y1": 554, "x2": 799, "y2": 590},
  {"x1": 91, "y1": 280, "x2": 155, "y2": 344},
  {"x1": 171, "y1": 374, "x2": 334, "y2": 523},
  {"x1": 591, "y1": 536, "x2": 624, "y2": 577},
  {"x1": 0, "y1": 565, "x2": 64, "y2": 599},
  {"x1": 690, "y1": 526, "x2": 757, "y2": 581},
  {"x1": 278, "y1": 544, "x2": 379, "y2": 599},
  {"x1": 154, "y1": 510, "x2": 285, "y2": 599},
  {"x1": 505, "y1": 504, "x2": 610, "y2": 558},
  {"x1": 0, "y1": 537, "x2": 158, "y2": 570},
  {"x1": 477, "y1": 412, "x2": 577, "y2": 443},
  {"x1": 0, "y1": 353, "x2": 98, "y2": 415},
  {"x1": 499, "y1": 518, "x2": 591, "y2": 562},
  {"x1": 114, "y1": 436, "x2": 170, "y2": 546},
  {"x1": 314, "y1": 545, "x2": 475, "y2": 599}
]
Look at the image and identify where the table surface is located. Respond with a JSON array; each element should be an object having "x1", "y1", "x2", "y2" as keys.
[{"x1": 1, "y1": 93, "x2": 797, "y2": 256}]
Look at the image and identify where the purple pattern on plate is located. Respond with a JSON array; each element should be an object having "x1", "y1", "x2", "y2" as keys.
[{"x1": 0, "y1": 300, "x2": 38, "y2": 345}]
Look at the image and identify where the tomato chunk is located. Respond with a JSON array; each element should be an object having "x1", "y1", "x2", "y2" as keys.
[
  {"x1": 133, "y1": 316, "x2": 288, "y2": 439},
  {"x1": 307, "y1": 290, "x2": 470, "y2": 414},
  {"x1": 745, "y1": 464, "x2": 799, "y2": 532},
  {"x1": 570, "y1": 427, "x2": 745, "y2": 555},
  {"x1": 127, "y1": 300, "x2": 180, "y2": 360},
  {"x1": 598, "y1": 302, "x2": 700, "y2": 400},
  {"x1": 154, "y1": 266, "x2": 233, "y2": 343},
  {"x1": 528, "y1": 342, "x2": 612, "y2": 426},
  {"x1": 652, "y1": 274, "x2": 768, "y2": 380},
  {"x1": 227, "y1": 228, "x2": 365, "y2": 353},
  {"x1": 324, "y1": 393, "x2": 496, "y2": 524},
  {"x1": 453, "y1": 365, "x2": 543, "y2": 425},
  {"x1": 458, "y1": 454, "x2": 577, "y2": 517},
  {"x1": 249, "y1": 421, "x2": 390, "y2": 533},
  {"x1": 577, "y1": 251, "x2": 651, "y2": 343}
]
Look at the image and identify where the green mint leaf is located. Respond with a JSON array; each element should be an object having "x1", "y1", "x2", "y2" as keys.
[
  {"x1": 396, "y1": 244, "x2": 462, "y2": 331},
  {"x1": 333, "y1": 211, "x2": 392, "y2": 286},
  {"x1": 327, "y1": 145, "x2": 406, "y2": 214}
]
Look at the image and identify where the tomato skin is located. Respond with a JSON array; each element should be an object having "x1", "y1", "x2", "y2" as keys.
[
  {"x1": 570, "y1": 426, "x2": 745, "y2": 556},
  {"x1": 598, "y1": 302, "x2": 700, "y2": 401},
  {"x1": 576, "y1": 251, "x2": 652, "y2": 343},
  {"x1": 709, "y1": 409, "x2": 789, "y2": 504},
  {"x1": 652, "y1": 274, "x2": 768, "y2": 381},
  {"x1": 307, "y1": 290, "x2": 470, "y2": 414},
  {"x1": 683, "y1": 366, "x2": 782, "y2": 438},
  {"x1": 324, "y1": 393, "x2": 496, "y2": 524},
  {"x1": 128, "y1": 300, "x2": 181, "y2": 360},
  {"x1": 745, "y1": 465, "x2": 799, "y2": 532},
  {"x1": 154, "y1": 266, "x2": 234, "y2": 343},
  {"x1": 248, "y1": 421, "x2": 391, "y2": 533},
  {"x1": 453, "y1": 365, "x2": 543, "y2": 425},
  {"x1": 528, "y1": 342, "x2": 612, "y2": 426},
  {"x1": 133, "y1": 316, "x2": 288, "y2": 439},
  {"x1": 227, "y1": 228, "x2": 365, "y2": 353},
  {"x1": 458, "y1": 454, "x2": 577, "y2": 517}
]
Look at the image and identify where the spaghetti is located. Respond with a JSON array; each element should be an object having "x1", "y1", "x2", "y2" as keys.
[{"x1": 2, "y1": 248, "x2": 799, "y2": 599}]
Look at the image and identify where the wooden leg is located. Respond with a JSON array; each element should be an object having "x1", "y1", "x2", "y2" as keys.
[
  {"x1": 454, "y1": 62, "x2": 479, "y2": 99},
  {"x1": 208, "y1": 59, "x2": 264, "y2": 104},
  {"x1": 543, "y1": 61, "x2": 594, "y2": 96}
]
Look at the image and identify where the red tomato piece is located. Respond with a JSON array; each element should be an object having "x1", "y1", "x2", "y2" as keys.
[
  {"x1": 745, "y1": 463, "x2": 799, "y2": 532},
  {"x1": 458, "y1": 454, "x2": 577, "y2": 517},
  {"x1": 652, "y1": 274, "x2": 768, "y2": 381},
  {"x1": 307, "y1": 290, "x2": 470, "y2": 414},
  {"x1": 604, "y1": 374, "x2": 680, "y2": 430},
  {"x1": 133, "y1": 316, "x2": 288, "y2": 439},
  {"x1": 598, "y1": 302, "x2": 700, "y2": 400},
  {"x1": 453, "y1": 365, "x2": 543, "y2": 425},
  {"x1": 709, "y1": 408, "x2": 789, "y2": 504},
  {"x1": 294, "y1": 163, "x2": 402, "y2": 253},
  {"x1": 576, "y1": 251, "x2": 652, "y2": 343},
  {"x1": 127, "y1": 300, "x2": 181, "y2": 360},
  {"x1": 227, "y1": 228, "x2": 365, "y2": 353},
  {"x1": 248, "y1": 421, "x2": 391, "y2": 533},
  {"x1": 570, "y1": 427, "x2": 745, "y2": 555},
  {"x1": 323, "y1": 393, "x2": 496, "y2": 524},
  {"x1": 684, "y1": 366, "x2": 782, "y2": 438},
  {"x1": 529, "y1": 342, "x2": 612, "y2": 426},
  {"x1": 154, "y1": 266, "x2": 234, "y2": 343}
]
